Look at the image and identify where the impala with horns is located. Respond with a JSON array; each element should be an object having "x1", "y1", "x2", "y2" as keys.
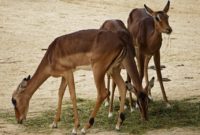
[
  {"x1": 12, "y1": 29, "x2": 149, "y2": 134},
  {"x1": 127, "y1": 0, "x2": 172, "y2": 106},
  {"x1": 100, "y1": 19, "x2": 155, "y2": 117}
]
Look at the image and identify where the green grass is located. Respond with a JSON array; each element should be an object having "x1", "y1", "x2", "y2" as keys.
[{"x1": 1, "y1": 98, "x2": 200, "y2": 134}]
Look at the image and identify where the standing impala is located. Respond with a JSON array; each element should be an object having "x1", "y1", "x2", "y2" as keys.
[
  {"x1": 12, "y1": 29, "x2": 149, "y2": 134},
  {"x1": 127, "y1": 0, "x2": 172, "y2": 106}
]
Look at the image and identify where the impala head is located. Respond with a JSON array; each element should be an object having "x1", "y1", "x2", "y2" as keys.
[
  {"x1": 132, "y1": 77, "x2": 155, "y2": 121},
  {"x1": 144, "y1": 0, "x2": 172, "y2": 34},
  {"x1": 12, "y1": 75, "x2": 31, "y2": 124},
  {"x1": 136, "y1": 90, "x2": 149, "y2": 121}
]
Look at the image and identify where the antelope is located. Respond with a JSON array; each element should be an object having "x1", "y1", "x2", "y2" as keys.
[
  {"x1": 100, "y1": 19, "x2": 155, "y2": 117},
  {"x1": 100, "y1": 19, "x2": 135, "y2": 116},
  {"x1": 127, "y1": 0, "x2": 172, "y2": 107},
  {"x1": 12, "y1": 29, "x2": 149, "y2": 134}
]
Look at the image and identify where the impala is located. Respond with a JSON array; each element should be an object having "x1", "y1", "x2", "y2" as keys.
[
  {"x1": 127, "y1": 0, "x2": 172, "y2": 106},
  {"x1": 100, "y1": 19, "x2": 135, "y2": 115},
  {"x1": 100, "y1": 19, "x2": 155, "y2": 117},
  {"x1": 12, "y1": 29, "x2": 149, "y2": 134}
]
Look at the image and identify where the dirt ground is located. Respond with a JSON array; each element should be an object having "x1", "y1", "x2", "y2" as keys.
[{"x1": 0, "y1": 0, "x2": 200, "y2": 134}]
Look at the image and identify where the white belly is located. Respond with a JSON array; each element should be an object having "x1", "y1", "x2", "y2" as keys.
[{"x1": 75, "y1": 65, "x2": 92, "y2": 71}]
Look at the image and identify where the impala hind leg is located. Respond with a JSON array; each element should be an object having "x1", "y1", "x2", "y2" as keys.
[
  {"x1": 67, "y1": 71, "x2": 80, "y2": 134},
  {"x1": 52, "y1": 77, "x2": 67, "y2": 128},
  {"x1": 81, "y1": 66, "x2": 108, "y2": 134},
  {"x1": 104, "y1": 75, "x2": 111, "y2": 107},
  {"x1": 110, "y1": 68, "x2": 126, "y2": 131},
  {"x1": 154, "y1": 51, "x2": 170, "y2": 107},
  {"x1": 126, "y1": 75, "x2": 135, "y2": 112},
  {"x1": 108, "y1": 79, "x2": 116, "y2": 118},
  {"x1": 128, "y1": 91, "x2": 135, "y2": 112}
]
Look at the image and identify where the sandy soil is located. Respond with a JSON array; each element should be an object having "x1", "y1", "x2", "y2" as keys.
[{"x1": 0, "y1": 0, "x2": 200, "y2": 134}]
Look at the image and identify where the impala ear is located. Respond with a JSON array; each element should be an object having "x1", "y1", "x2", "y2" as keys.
[
  {"x1": 18, "y1": 75, "x2": 30, "y2": 91},
  {"x1": 163, "y1": 0, "x2": 170, "y2": 13},
  {"x1": 144, "y1": 4, "x2": 154, "y2": 17},
  {"x1": 24, "y1": 75, "x2": 31, "y2": 81},
  {"x1": 19, "y1": 79, "x2": 28, "y2": 89},
  {"x1": 144, "y1": 77, "x2": 155, "y2": 93},
  {"x1": 125, "y1": 81, "x2": 138, "y2": 95},
  {"x1": 148, "y1": 77, "x2": 155, "y2": 90}
]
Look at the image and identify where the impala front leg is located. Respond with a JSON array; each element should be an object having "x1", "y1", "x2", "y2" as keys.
[
  {"x1": 67, "y1": 71, "x2": 80, "y2": 135},
  {"x1": 154, "y1": 51, "x2": 170, "y2": 107},
  {"x1": 135, "y1": 41, "x2": 144, "y2": 80},
  {"x1": 81, "y1": 66, "x2": 108, "y2": 134},
  {"x1": 52, "y1": 77, "x2": 67, "y2": 128},
  {"x1": 144, "y1": 55, "x2": 152, "y2": 100}
]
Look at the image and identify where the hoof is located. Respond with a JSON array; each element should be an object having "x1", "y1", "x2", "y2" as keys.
[
  {"x1": 125, "y1": 81, "x2": 133, "y2": 90},
  {"x1": 51, "y1": 122, "x2": 58, "y2": 128},
  {"x1": 166, "y1": 103, "x2": 171, "y2": 108},
  {"x1": 104, "y1": 101, "x2": 109, "y2": 107},
  {"x1": 115, "y1": 125, "x2": 120, "y2": 131},
  {"x1": 81, "y1": 128, "x2": 86, "y2": 135},
  {"x1": 124, "y1": 105, "x2": 128, "y2": 110},
  {"x1": 130, "y1": 107, "x2": 135, "y2": 113},
  {"x1": 135, "y1": 103, "x2": 139, "y2": 109},
  {"x1": 108, "y1": 112, "x2": 113, "y2": 118},
  {"x1": 71, "y1": 128, "x2": 77, "y2": 135},
  {"x1": 148, "y1": 95, "x2": 153, "y2": 101}
]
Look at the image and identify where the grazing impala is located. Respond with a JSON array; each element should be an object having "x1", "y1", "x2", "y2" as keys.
[
  {"x1": 100, "y1": 19, "x2": 135, "y2": 115},
  {"x1": 12, "y1": 29, "x2": 149, "y2": 134},
  {"x1": 100, "y1": 19, "x2": 155, "y2": 117},
  {"x1": 127, "y1": 0, "x2": 172, "y2": 106}
]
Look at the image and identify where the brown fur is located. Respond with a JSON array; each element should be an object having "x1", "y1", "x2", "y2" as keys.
[
  {"x1": 127, "y1": 1, "x2": 172, "y2": 106},
  {"x1": 12, "y1": 29, "x2": 143, "y2": 133},
  {"x1": 100, "y1": 19, "x2": 154, "y2": 120},
  {"x1": 100, "y1": 20, "x2": 135, "y2": 114}
]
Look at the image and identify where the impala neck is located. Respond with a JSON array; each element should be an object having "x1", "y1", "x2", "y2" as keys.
[
  {"x1": 147, "y1": 24, "x2": 162, "y2": 53},
  {"x1": 24, "y1": 58, "x2": 50, "y2": 99},
  {"x1": 123, "y1": 49, "x2": 142, "y2": 91}
]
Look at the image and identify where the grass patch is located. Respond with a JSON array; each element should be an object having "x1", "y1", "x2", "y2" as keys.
[{"x1": 0, "y1": 98, "x2": 200, "y2": 134}]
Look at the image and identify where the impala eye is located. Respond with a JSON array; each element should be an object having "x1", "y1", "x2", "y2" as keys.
[
  {"x1": 155, "y1": 14, "x2": 161, "y2": 22},
  {"x1": 155, "y1": 16, "x2": 160, "y2": 21}
]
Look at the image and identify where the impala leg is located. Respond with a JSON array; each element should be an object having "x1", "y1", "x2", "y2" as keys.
[
  {"x1": 110, "y1": 68, "x2": 126, "y2": 131},
  {"x1": 135, "y1": 54, "x2": 144, "y2": 108},
  {"x1": 67, "y1": 71, "x2": 79, "y2": 134},
  {"x1": 144, "y1": 55, "x2": 152, "y2": 100},
  {"x1": 81, "y1": 66, "x2": 108, "y2": 134},
  {"x1": 128, "y1": 91, "x2": 135, "y2": 112},
  {"x1": 126, "y1": 74, "x2": 134, "y2": 112},
  {"x1": 52, "y1": 77, "x2": 67, "y2": 128},
  {"x1": 138, "y1": 54, "x2": 145, "y2": 80},
  {"x1": 154, "y1": 51, "x2": 170, "y2": 107},
  {"x1": 108, "y1": 79, "x2": 116, "y2": 118},
  {"x1": 104, "y1": 75, "x2": 110, "y2": 107},
  {"x1": 135, "y1": 43, "x2": 144, "y2": 80}
]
